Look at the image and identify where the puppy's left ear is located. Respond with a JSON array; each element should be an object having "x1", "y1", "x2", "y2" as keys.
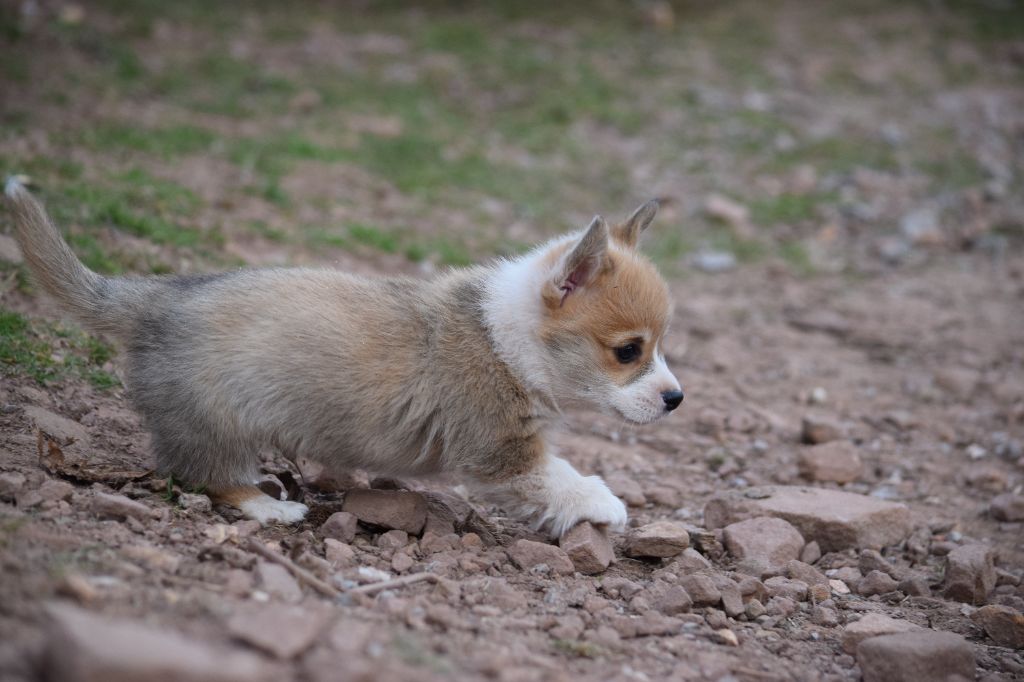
[{"x1": 611, "y1": 199, "x2": 659, "y2": 249}]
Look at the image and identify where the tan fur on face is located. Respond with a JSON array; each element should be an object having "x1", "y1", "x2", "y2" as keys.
[{"x1": 540, "y1": 246, "x2": 670, "y2": 385}]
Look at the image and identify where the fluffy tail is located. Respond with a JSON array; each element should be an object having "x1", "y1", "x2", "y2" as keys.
[{"x1": 3, "y1": 178, "x2": 137, "y2": 336}]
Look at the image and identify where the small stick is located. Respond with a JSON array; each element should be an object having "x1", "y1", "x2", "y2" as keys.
[
  {"x1": 246, "y1": 538, "x2": 341, "y2": 599},
  {"x1": 348, "y1": 572, "x2": 438, "y2": 596}
]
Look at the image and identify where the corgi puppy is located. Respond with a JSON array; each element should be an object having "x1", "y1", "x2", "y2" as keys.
[{"x1": 4, "y1": 179, "x2": 683, "y2": 536}]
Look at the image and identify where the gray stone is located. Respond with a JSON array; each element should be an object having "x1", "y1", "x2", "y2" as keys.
[
  {"x1": 970, "y1": 604, "x2": 1024, "y2": 649},
  {"x1": 841, "y1": 613, "x2": 922, "y2": 654},
  {"x1": 342, "y1": 489, "x2": 427, "y2": 535},
  {"x1": 559, "y1": 522, "x2": 614, "y2": 574},
  {"x1": 943, "y1": 544, "x2": 996, "y2": 605},
  {"x1": 797, "y1": 441, "x2": 863, "y2": 483},
  {"x1": 623, "y1": 520, "x2": 689, "y2": 558},
  {"x1": 227, "y1": 603, "x2": 333, "y2": 658},
  {"x1": 991, "y1": 493, "x2": 1024, "y2": 522},
  {"x1": 508, "y1": 539, "x2": 574, "y2": 575},
  {"x1": 677, "y1": 574, "x2": 721, "y2": 607},
  {"x1": 255, "y1": 561, "x2": 302, "y2": 602},
  {"x1": 321, "y1": 511, "x2": 359, "y2": 543},
  {"x1": 23, "y1": 405, "x2": 90, "y2": 444},
  {"x1": 857, "y1": 570, "x2": 900, "y2": 597},
  {"x1": 723, "y1": 516, "x2": 804, "y2": 575},
  {"x1": 92, "y1": 492, "x2": 156, "y2": 521}
]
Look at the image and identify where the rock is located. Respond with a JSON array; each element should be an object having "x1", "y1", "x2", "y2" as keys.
[
  {"x1": 227, "y1": 603, "x2": 333, "y2": 659},
  {"x1": 812, "y1": 605, "x2": 840, "y2": 627},
  {"x1": 943, "y1": 544, "x2": 996, "y2": 604},
  {"x1": 57, "y1": 573, "x2": 99, "y2": 603},
  {"x1": 692, "y1": 250, "x2": 737, "y2": 273},
  {"x1": 764, "y1": 576, "x2": 808, "y2": 602},
  {"x1": 44, "y1": 603, "x2": 264, "y2": 682},
  {"x1": 718, "y1": 581, "x2": 744, "y2": 618},
  {"x1": 92, "y1": 492, "x2": 155, "y2": 521},
  {"x1": 255, "y1": 561, "x2": 302, "y2": 602},
  {"x1": 321, "y1": 511, "x2": 359, "y2": 543},
  {"x1": 674, "y1": 548, "x2": 712, "y2": 574},
  {"x1": 376, "y1": 529, "x2": 409, "y2": 549},
  {"x1": 736, "y1": 576, "x2": 766, "y2": 604},
  {"x1": 121, "y1": 545, "x2": 181, "y2": 573},
  {"x1": 178, "y1": 493, "x2": 212, "y2": 513},
  {"x1": 970, "y1": 605, "x2": 1024, "y2": 649},
  {"x1": 829, "y1": 579, "x2": 851, "y2": 595},
  {"x1": 991, "y1": 493, "x2": 1024, "y2": 522},
  {"x1": 647, "y1": 582, "x2": 693, "y2": 615},
  {"x1": 324, "y1": 539, "x2": 355, "y2": 568},
  {"x1": 801, "y1": 415, "x2": 843, "y2": 444},
  {"x1": 797, "y1": 441, "x2": 863, "y2": 483},
  {"x1": 507, "y1": 539, "x2": 574, "y2": 575},
  {"x1": 723, "y1": 516, "x2": 804, "y2": 575},
  {"x1": 857, "y1": 570, "x2": 899, "y2": 597},
  {"x1": 745, "y1": 599, "x2": 766, "y2": 619},
  {"x1": 898, "y1": 576, "x2": 931, "y2": 597},
  {"x1": 766, "y1": 596, "x2": 797, "y2": 617},
  {"x1": 0, "y1": 471, "x2": 26, "y2": 502},
  {"x1": 800, "y1": 541, "x2": 821, "y2": 565},
  {"x1": 899, "y1": 205, "x2": 944, "y2": 246},
  {"x1": 296, "y1": 457, "x2": 367, "y2": 492},
  {"x1": 342, "y1": 489, "x2": 427, "y2": 535},
  {"x1": 859, "y1": 549, "x2": 901, "y2": 578},
  {"x1": 38, "y1": 479, "x2": 75, "y2": 503},
  {"x1": 934, "y1": 368, "x2": 978, "y2": 398},
  {"x1": 704, "y1": 486, "x2": 912, "y2": 552},
  {"x1": 623, "y1": 521, "x2": 689, "y2": 558},
  {"x1": 23, "y1": 405, "x2": 89, "y2": 443},
  {"x1": 841, "y1": 613, "x2": 922, "y2": 654},
  {"x1": 0, "y1": 233, "x2": 22, "y2": 263},
  {"x1": 715, "y1": 628, "x2": 739, "y2": 646},
  {"x1": 677, "y1": 574, "x2": 721, "y2": 607},
  {"x1": 786, "y1": 560, "x2": 828, "y2": 586},
  {"x1": 634, "y1": 611, "x2": 683, "y2": 637},
  {"x1": 704, "y1": 194, "x2": 750, "y2": 228},
  {"x1": 559, "y1": 522, "x2": 614, "y2": 574},
  {"x1": 605, "y1": 472, "x2": 646, "y2": 507},
  {"x1": 856, "y1": 631, "x2": 974, "y2": 682}
]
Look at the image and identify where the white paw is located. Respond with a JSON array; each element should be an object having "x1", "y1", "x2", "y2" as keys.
[
  {"x1": 539, "y1": 475, "x2": 628, "y2": 538},
  {"x1": 239, "y1": 497, "x2": 309, "y2": 525}
]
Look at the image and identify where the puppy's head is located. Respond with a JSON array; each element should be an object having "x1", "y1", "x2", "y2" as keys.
[{"x1": 537, "y1": 200, "x2": 682, "y2": 424}]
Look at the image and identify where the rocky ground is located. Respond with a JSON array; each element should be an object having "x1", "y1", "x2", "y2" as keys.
[{"x1": 1, "y1": 1, "x2": 1023, "y2": 681}]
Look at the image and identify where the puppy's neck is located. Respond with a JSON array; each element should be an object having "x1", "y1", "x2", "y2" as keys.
[{"x1": 482, "y1": 247, "x2": 559, "y2": 402}]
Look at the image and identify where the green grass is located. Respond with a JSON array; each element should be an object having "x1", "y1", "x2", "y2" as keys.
[
  {"x1": 78, "y1": 123, "x2": 217, "y2": 159},
  {"x1": 0, "y1": 309, "x2": 119, "y2": 389},
  {"x1": 750, "y1": 192, "x2": 836, "y2": 226}
]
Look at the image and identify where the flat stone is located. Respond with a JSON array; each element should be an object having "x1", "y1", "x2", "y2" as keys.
[
  {"x1": 841, "y1": 613, "x2": 922, "y2": 654},
  {"x1": 44, "y1": 603, "x2": 264, "y2": 682},
  {"x1": 970, "y1": 605, "x2": 1024, "y2": 649},
  {"x1": 92, "y1": 492, "x2": 156, "y2": 521},
  {"x1": 23, "y1": 405, "x2": 90, "y2": 444},
  {"x1": 647, "y1": 582, "x2": 693, "y2": 615},
  {"x1": 723, "y1": 516, "x2": 804, "y2": 575},
  {"x1": 943, "y1": 544, "x2": 996, "y2": 605},
  {"x1": 376, "y1": 529, "x2": 409, "y2": 549},
  {"x1": 342, "y1": 489, "x2": 427, "y2": 535},
  {"x1": 856, "y1": 631, "x2": 974, "y2": 682},
  {"x1": 673, "y1": 548, "x2": 712, "y2": 574},
  {"x1": 800, "y1": 540, "x2": 822, "y2": 565},
  {"x1": 785, "y1": 560, "x2": 828, "y2": 586},
  {"x1": 704, "y1": 486, "x2": 912, "y2": 552},
  {"x1": 812, "y1": 605, "x2": 840, "y2": 627},
  {"x1": 623, "y1": 520, "x2": 689, "y2": 558},
  {"x1": 797, "y1": 441, "x2": 863, "y2": 483},
  {"x1": 324, "y1": 539, "x2": 355, "y2": 568},
  {"x1": 507, "y1": 539, "x2": 574, "y2": 575},
  {"x1": 991, "y1": 493, "x2": 1024, "y2": 522},
  {"x1": 255, "y1": 561, "x2": 302, "y2": 602},
  {"x1": 227, "y1": 603, "x2": 333, "y2": 659},
  {"x1": 559, "y1": 522, "x2": 614, "y2": 574},
  {"x1": 0, "y1": 471, "x2": 26, "y2": 502}
]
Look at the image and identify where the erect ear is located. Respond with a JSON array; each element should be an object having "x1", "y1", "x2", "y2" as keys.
[
  {"x1": 611, "y1": 199, "x2": 659, "y2": 248},
  {"x1": 547, "y1": 215, "x2": 609, "y2": 306}
]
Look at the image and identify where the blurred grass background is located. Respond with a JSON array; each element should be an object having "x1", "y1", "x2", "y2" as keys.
[{"x1": 0, "y1": 0, "x2": 1021, "y2": 387}]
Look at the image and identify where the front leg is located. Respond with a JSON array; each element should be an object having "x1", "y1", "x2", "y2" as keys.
[{"x1": 471, "y1": 453, "x2": 627, "y2": 538}]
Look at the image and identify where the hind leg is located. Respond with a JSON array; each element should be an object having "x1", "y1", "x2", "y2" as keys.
[{"x1": 208, "y1": 484, "x2": 309, "y2": 524}]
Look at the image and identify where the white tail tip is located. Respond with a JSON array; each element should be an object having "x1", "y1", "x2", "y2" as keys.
[{"x1": 4, "y1": 175, "x2": 30, "y2": 199}]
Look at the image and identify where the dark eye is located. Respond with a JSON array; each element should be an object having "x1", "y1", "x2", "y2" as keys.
[{"x1": 614, "y1": 343, "x2": 641, "y2": 364}]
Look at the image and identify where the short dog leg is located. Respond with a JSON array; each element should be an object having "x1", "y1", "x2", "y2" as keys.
[
  {"x1": 472, "y1": 453, "x2": 627, "y2": 538},
  {"x1": 208, "y1": 484, "x2": 309, "y2": 525}
]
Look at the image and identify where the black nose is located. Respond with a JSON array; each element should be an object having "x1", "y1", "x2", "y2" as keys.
[{"x1": 662, "y1": 389, "x2": 684, "y2": 411}]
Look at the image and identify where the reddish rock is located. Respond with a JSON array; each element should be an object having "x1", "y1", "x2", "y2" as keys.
[
  {"x1": 376, "y1": 529, "x2": 409, "y2": 549},
  {"x1": 507, "y1": 539, "x2": 574, "y2": 575},
  {"x1": 970, "y1": 605, "x2": 1024, "y2": 649},
  {"x1": 647, "y1": 582, "x2": 693, "y2": 615},
  {"x1": 92, "y1": 492, "x2": 156, "y2": 522},
  {"x1": 677, "y1": 574, "x2": 721, "y2": 607},
  {"x1": 990, "y1": 493, "x2": 1024, "y2": 522},
  {"x1": 623, "y1": 521, "x2": 689, "y2": 558},
  {"x1": 320, "y1": 511, "x2": 358, "y2": 543},
  {"x1": 764, "y1": 576, "x2": 808, "y2": 602},
  {"x1": 255, "y1": 561, "x2": 302, "y2": 602},
  {"x1": 723, "y1": 516, "x2": 804, "y2": 575},
  {"x1": 856, "y1": 631, "x2": 974, "y2": 682},
  {"x1": 674, "y1": 548, "x2": 712, "y2": 574},
  {"x1": 324, "y1": 539, "x2": 355, "y2": 568},
  {"x1": 800, "y1": 541, "x2": 822, "y2": 565},
  {"x1": 342, "y1": 489, "x2": 427, "y2": 535},
  {"x1": 559, "y1": 522, "x2": 614, "y2": 574},
  {"x1": 841, "y1": 613, "x2": 922, "y2": 654},
  {"x1": 44, "y1": 603, "x2": 264, "y2": 682},
  {"x1": 227, "y1": 603, "x2": 333, "y2": 658},
  {"x1": 704, "y1": 486, "x2": 912, "y2": 552},
  {"x1": 785, "y1": 560, "x2": 828, "y2": 587},
  {"x1": 0, "y1": 471, "x2": 26, "y2": 502},
  {"x1": 943, "y1": 544, "x2": 996, "y2": 604},
  {"x1": 797, "y1": 441, "x2": 863, "y2": 483},
  {"x1": 801, "y1": 414, "x2": 844, "y2": 444},
  {"x1": 605, "y1": 472, "x2": 646, "y2": 507},
  {"x1": 857, "y1": 570, "x2": 900, "y2": 597}
]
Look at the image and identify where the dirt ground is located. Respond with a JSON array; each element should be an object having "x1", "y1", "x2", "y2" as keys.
[{"x1": 1, "y1": 1, "x2": 1022, "y2": 681}]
